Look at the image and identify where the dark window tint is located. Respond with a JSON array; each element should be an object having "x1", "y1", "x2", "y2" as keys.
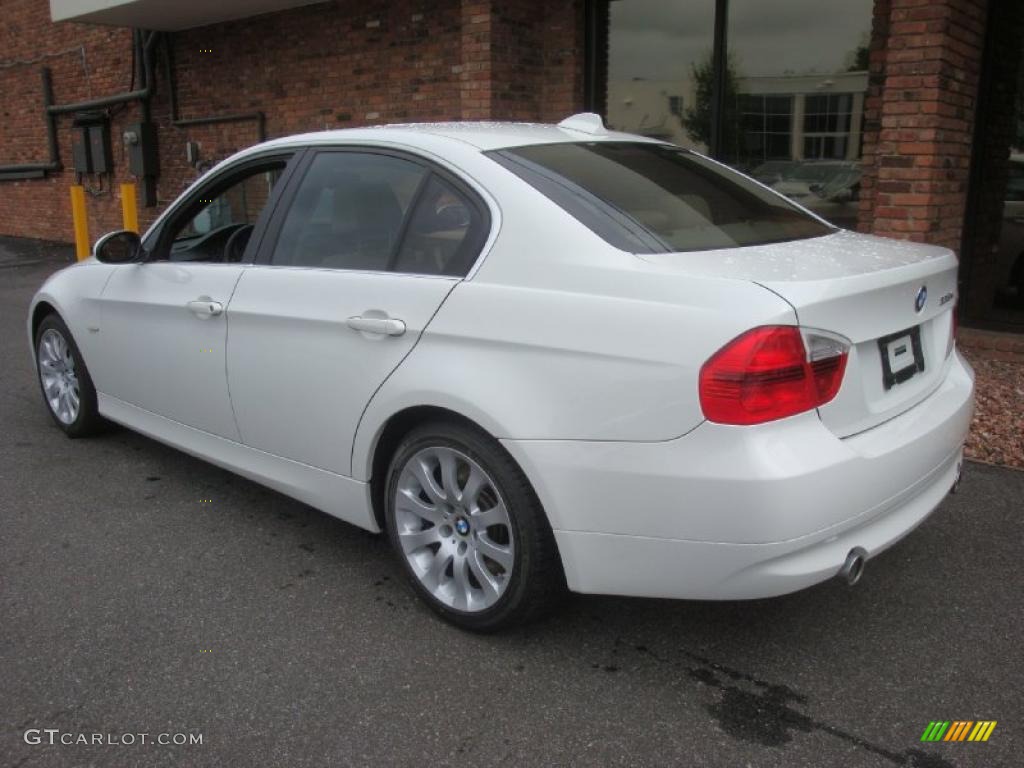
[
  {"x1": 271, "y1": 152, "x2": 426, "y2": 270},
  {"x1": 393, "y1": 175, "x2": 486, "y2": 276},
  {"x1": 493, "y1": 142, "x2": 832, "y2": 253}
]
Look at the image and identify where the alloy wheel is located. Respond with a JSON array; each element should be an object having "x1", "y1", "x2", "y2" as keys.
[
  {"x1": 37, "y1": 328, "x2": 80, "y2": 425},
  {"x1": 394, "y1": 446, "x2": 515, "y2": 612}
]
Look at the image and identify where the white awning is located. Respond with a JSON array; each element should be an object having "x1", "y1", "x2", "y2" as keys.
[{"x1": 50, "y1": 0, "x2": 327, "y2": 30}]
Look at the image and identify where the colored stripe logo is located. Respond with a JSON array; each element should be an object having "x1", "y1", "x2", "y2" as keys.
[{"x1": 921, "y1": 721, "x2": 997, "y2": 742}]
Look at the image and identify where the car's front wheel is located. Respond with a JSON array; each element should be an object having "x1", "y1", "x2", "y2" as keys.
[
  {"x1": 384, "y1": 421, "x2": 564, "y2": 631},
  {"x1": 34, "y1": 313, "x2": 105, "y2": 438}
]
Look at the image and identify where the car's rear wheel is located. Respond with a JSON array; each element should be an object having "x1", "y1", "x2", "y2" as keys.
[
  {"x1": 34, "y1": 314, "x2": 105, "y2": 437},
  {"x1": 384, "y1": 421, "x2": 564, "y2": 631}
]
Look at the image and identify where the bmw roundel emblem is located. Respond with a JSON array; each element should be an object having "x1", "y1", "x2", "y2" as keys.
[{"x1": 915, "y1": 285, "x2": 927, "y2": 313}]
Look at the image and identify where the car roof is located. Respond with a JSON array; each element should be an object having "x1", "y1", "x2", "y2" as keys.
[{"x1": 253, "y1": 117, "x2": 661, "y2": 153}]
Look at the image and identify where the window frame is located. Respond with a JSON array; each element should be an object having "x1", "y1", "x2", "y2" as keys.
[
  {"x1": 738, "y1": 94, "x2": 794, "y2": 166},
  {"x1": 801, "y1": 93, "x2": 856, "y2": 161},
  {"x1": 141, "y1": 150, "x2": 302, "y2": 264},
  {"x1": 253, "y1": 145, "x2": 493, "y2": 278}
]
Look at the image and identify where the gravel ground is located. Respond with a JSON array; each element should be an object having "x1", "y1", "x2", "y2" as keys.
[{"x1": 960, "y1": 344, "x2": 1024, "y2": 470}]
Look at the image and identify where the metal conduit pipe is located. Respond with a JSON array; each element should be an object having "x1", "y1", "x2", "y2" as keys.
[
  {"x1": 164, "y1": 34, "x2": 266, "y2": 142},
  {"x1": 0, "y1": 68, "x2": 61, "y2": 179},
  {"x1": 0, "y1": 31, "x2": 160, "y2": 181}
]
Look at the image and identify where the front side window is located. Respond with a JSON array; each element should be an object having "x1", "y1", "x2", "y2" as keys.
[
  {"x1": 492, "y1": 141, "x2": 832, "y2": 253},
  {"x1": 270, "y1": 152, "x2": 426, "y2": 271},
  {"x1": 164, "y1": 164, "x2": 285, "y2": 263}
]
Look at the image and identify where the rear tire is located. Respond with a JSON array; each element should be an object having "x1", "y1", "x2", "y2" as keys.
[
  {"x1": 34, "y1": 313, "x2": 105, "y2": 438},
  {"x1": 384, "y1": 420, "x2": 565, "y2": 631}
]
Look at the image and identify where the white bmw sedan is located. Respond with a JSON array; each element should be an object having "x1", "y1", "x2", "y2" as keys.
[{"x1": 28, "y1": 114, "x2": 974, "y2": 631}]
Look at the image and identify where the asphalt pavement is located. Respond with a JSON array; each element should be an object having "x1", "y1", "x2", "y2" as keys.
[{"x1": 1, "y1": 240, "x2": 1021, "y2": 768}]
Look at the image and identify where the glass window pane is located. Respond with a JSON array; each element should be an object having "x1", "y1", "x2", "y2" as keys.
[
  {"x1": 271, "y1": 152, "x2": 426, "y2": 271},
  {"x1": 605, "y1": 1, "x2": 716, "y2": 148},
  {"x1": 494, "y1": 142, "x2": 832, "y2": 253},
  {"x1": 393, "y1": 175, "x2": 486, "y2": 277},
  {"x1": 168, "y1": 164, "x2": 285, "y2": 263},
  {"x1": 723, "y1": 0, "x2": 872, "y2": 229}
]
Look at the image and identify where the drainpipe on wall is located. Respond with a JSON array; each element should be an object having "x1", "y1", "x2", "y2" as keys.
[
  {"x1": 164, "y1": 34, "x2": 266, "y2": 143},
  {"x1": 0, "y1": 31, "x2": 161, "y2": 182},
  {"x1": 0, "y1": 69, "x2": 61, "y2": 180}
]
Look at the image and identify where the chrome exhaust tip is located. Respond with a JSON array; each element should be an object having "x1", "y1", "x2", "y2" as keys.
[
  {"x1": 950, "y1": 461, "x2": 963, "y2": 494},
  {"x1": 839, "y1": 547, "x2": 867, "y2": 586}
]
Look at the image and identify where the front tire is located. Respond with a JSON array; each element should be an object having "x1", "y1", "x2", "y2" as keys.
[
  {"x1": 34, "y1": 313, "x2": 105, "y2": 438},
  {"x1": 384, "y1": 421, "x2": 565, "y2": 631}
]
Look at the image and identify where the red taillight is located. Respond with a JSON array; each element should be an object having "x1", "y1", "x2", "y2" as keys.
[{"x1": 699, "y1": 326, "x2": 849, "y2": 425}]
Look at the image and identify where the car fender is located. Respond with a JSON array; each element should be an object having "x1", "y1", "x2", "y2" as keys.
[
  {"x1": 27, "y1": 260, "x2": 116, "y2": 375},
  {"x1": 351, "y1": 271, "x2": 797, "y2": 481}
]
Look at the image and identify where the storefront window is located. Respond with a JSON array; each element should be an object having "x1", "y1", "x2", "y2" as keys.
[
  {"x1": 739, "y1": 94, "x2": 792, "y2": 164},
  {"x1": 604, "y1": 1, "x2": 716, "y2": 149},
  {"x1": 802, "y1": 94, "x2": 855, "y2": 160},
  {"x1": 723, "y1": 0, "x2": 872, "y2": 229},
  {"x1": 991, "y1": 100, "x2": 1024, "y2": 321},
  {"x1": 601, "y1": 0, "x2": 873, "y2": 230}
]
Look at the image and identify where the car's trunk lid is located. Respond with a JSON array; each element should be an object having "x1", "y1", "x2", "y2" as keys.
[{"x1": 638, "y1": 230, "x2": 959, "y2": 436}]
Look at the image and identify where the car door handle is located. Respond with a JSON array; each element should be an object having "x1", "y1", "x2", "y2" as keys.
[
  {"x1": 187, "y1": 298, "x2": 224, "y2": 319},
  {"x1": 346, "y1": 315, "x2": 406, "y2": 336}
]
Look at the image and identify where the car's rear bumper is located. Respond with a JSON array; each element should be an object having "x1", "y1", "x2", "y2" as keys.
[{"x1": 501, "y1": 351, "x2": 974, "y2": 600}]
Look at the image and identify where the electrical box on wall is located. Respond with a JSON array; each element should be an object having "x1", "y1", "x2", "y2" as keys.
[
  {"x1": 88, "y1": 125, "x2": 112, "y2": 174},
  {"x1": 71, "y1": 112, "x2": 110, "y2": 174},
  {"x1": 71, "y1": 129, "x2": 92, "y2": 174},
  {"x1": 125, "y1": 122, "x2": 159, "y2": 178}
]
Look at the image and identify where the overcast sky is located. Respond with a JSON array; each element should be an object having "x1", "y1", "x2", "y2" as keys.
[{"x1": 609, "y1": 0, "x2": 873, "y2": 82}]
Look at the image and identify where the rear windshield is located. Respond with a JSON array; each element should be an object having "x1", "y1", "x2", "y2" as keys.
[{"x1": 489, "y1": 142, "x2": 833, "y2": 253}]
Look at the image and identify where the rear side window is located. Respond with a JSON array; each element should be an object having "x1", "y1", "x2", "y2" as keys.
[
  {"x1": 268, "y1": 150, "x2": 488, "y2": 276},
  {"x1": 271, "y1": 152, "x2": 426, "y2": 271},
  {"x1": 490, "y1": 142, "x2": 833, "y2": 253},
  {"x1": 393, "y1": 175, "x2": 487, "y2": 276}
]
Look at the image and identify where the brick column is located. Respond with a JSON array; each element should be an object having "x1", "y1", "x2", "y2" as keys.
[
  {"x1": 458, "y1": 0, "x2": 585, "y2": 121},
  {"x1": 857, "y1": 0, "x2": 987, "y2": 252},
  {"x1": 459, "y1": 1, "x2": 493, "y2": 120}
]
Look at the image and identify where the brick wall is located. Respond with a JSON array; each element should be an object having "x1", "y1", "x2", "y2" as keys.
[
  {"x1": 0, "y1": 0, "x2": 134, "y2": 243},
  {"x1": 0, "y1": 0, "x2": 584, "y2": 243},
  {"x1": 857, "y1": 0, "x2": 987, "y2": 253}
]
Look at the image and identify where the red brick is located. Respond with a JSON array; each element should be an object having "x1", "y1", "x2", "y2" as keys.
[
  {"x1": 859, "y1": 0, "x2": 984, "y2": 252},
  {"x1": 0, "y1": 0, "x2": 584, "y2": 241}
]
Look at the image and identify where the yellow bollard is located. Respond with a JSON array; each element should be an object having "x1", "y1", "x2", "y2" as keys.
[
  {"x1": 70, "y1": 185, "x2": 90, "y2": 261},
  {"x1": 121, "y1": 182, "x2": 139, "y2": 233}
]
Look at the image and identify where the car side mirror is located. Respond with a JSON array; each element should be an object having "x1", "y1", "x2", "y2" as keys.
[
  {"x1": 94, "y1": 230, "x2": 143, "y2": 263},
  {"x1": 829, "y1": 188, "x2": 854, "y2": 204}
]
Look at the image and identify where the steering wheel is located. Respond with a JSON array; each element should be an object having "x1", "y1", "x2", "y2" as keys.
[{"x1": 223, "y1": 224, "x2": 255, "y2": 263}]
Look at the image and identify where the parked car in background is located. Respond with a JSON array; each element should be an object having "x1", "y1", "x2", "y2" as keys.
[
  {"x1": 28, "y1": 115, "x2": 973, "y2": 631},
  {"x1": 750, "y1": 160, "x2": 799, "y2": 186},
  {"x1": 769, "y1": 161, "x2": 861, "y2": 230}
]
